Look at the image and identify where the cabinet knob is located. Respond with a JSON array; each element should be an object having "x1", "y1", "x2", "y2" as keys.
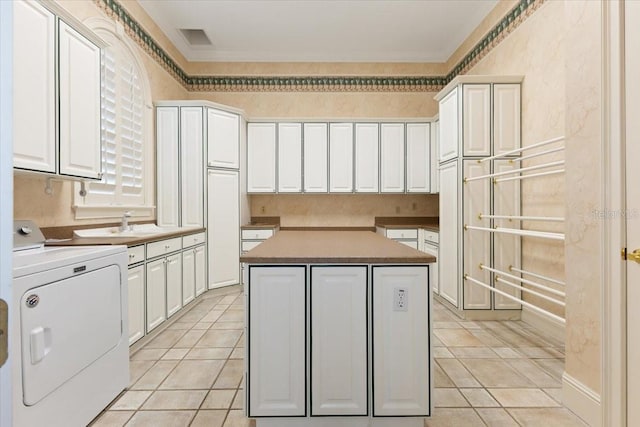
[
  {"x1": 165, "y1": 245, "x2": 170, "y2": 249},
  {"x1": 129, "y1": 254, "x2": 134, "y2": 259}
]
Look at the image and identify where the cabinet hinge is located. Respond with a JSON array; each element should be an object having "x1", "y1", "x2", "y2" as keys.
[{"x1": 621, "y1": 247, "x2": 627, "y2": 260}]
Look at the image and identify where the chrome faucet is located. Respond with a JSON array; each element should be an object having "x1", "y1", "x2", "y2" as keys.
[{"x1": 120, "y1": 211, "x2": 132, "y2": 232}]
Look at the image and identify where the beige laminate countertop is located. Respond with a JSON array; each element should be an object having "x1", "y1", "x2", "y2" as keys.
[
  {"x1": 44, "y1": 227, "x2": 206, "y2": 247},
  {"x1": 240, "y1": 230, "x2": 435, "y2": 264}
]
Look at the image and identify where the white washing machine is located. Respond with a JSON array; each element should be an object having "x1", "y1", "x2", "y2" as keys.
[{"x1": 11, "y1": 221, "x2": 129, "y2": 426}]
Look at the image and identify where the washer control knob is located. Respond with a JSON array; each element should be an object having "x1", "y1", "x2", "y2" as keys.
[{"x1": 19, "y1": 226, "x2": 32, "y2": 235}]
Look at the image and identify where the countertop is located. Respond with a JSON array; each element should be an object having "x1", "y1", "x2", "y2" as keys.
[
  {"x1": 374, "y1": 216, "x2": 439, "y2": 232},
  {"x1": 241, "y1": 216, "x2": 280, "y2": 230},
  {"x1": 44, "y1": 227, "x2": 206, "y2": 247},
  {"x1": 240, "y1": 230, "x2": 435, "y2": 264}
]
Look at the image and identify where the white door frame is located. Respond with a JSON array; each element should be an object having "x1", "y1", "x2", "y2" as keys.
[
  {"x1": 602, "y1": 1, "x2": 627, "y2": 426},
  {"x1": 0, "y1": 1, "x2": 13, "y2": 425}
]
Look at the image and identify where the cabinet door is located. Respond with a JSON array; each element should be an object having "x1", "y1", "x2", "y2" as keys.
[
  {"x1": 439, "y1": 161, "x2": 459, "y2": 307},
  {"x1": 207, "y1": 108, "x2": 239, "y2": 169},
  {"x1": 354, "y1": 123, "x2": 379, "y2": 192},
  {"x1": 128, "y1": 265, "x2": 145, "y2": 345},
  {"x1": 248, "y1": 266, "x2": 306, "y2": 417},
  {"x1": 58, "y1": 21, "x2": 101, "y2": 179},
  {"x1": 462, "y1": 84, "x2": 491, "y2": 157},
  {"x1": 277, "y1": 123, "x2": 302, "y2": 193},
  {"x1": 311, "y1": 266, "x2": 367, "y2": 415},
  {"x1": 463, "y1": 160, "x2": 491, "y2": 310},
  {"x1": 181, "y1": 107, "x2": 204, "y2": 227},
  {"x1": 406, "y1": 123, "x2": 431, "y2": 193},
  {"x1": 247, "y1": 123, "x2": 276, "y2": 193},
  {"x1": 329, "y1": 123, "x2": 354, "y2": 193},
  {"x1": 373, "y1": 266, "x2": 430, "y2": 416},
  {"x1": 439, "y1": 88, "x2": 459, "y2": 163},
  {"x1": 380, "y1": 123, "x2": 405, "y2": 193},
  {"x1": 431, "y1": 120, "x2": 440, "y2": 193},
  {"x1": 208, "y1": 169, "x2": 240, "y2": 288},
  {"x1": 146, "y1": 258, "x2": 167, "y2": 332},
  {"x1": 493, "y1": 84, "x2": 521, "y2": 156},
  {"x1": 166, "y1": 253, "x2": 182, "y2": 317},
  {"x1": 303, "y1": 123, "x2": 328, "y2": 192},
  {"x1": 13, "y1": 0, "x2": 56, "y2": 173},
  {"x1": 182, "y1": 249, "x2": 196, "y2": 306},
  {"x1": 194, "y1": 245, "x2": 207, "y2": 297},
  {"x1": 156, "y1": 107, "x2": 180, "y2": 227}
]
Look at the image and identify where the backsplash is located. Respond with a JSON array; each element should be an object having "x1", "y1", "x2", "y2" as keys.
[{"x1": 250, "y1": 194, "x2": 438, "y2": 227}]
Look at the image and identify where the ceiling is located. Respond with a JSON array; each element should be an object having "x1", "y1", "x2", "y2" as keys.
[{"x1": 137, "y1": 0, "x2": 499, "y2": 63}]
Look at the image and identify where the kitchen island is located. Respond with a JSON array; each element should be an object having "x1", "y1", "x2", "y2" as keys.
[{"x1": 240, "y1": 230, "x2": 434, "y2": 427}]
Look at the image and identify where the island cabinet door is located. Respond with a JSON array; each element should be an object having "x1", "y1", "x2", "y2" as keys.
[
  {"x1": 372, "y1": 266, "x2": 430, "y2": 416},
  {"x1": 248, "y1": 266, "x2": 306, "y2": 417},
  {"x1": 311, "y1": 266, "x2": 367, "y2": 416}
]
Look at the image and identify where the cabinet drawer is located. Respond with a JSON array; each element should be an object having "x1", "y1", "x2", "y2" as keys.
[
  {"x1": 127, "y1": 245, "x2": 145, "y2": 265},
  {"x1": 241, "y1": 228, "x2": 274, "y2": 240},
  {"x1": 182, "y1": 232, "x2": 206, "y2": 248},
  {"x1": 242, "y1": 240, "x2": 262, "y2": 252},
  {"x1": 386, "y1": 228, "x2": 418, "y2": 239},
  {"x1": 423, "y1": 230, "x2": 439, "y2": 244},
  {"x1": 147, "y1": 237, "x2": 182, "y2": 259}
]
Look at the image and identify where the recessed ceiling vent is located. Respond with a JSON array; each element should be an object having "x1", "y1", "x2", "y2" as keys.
[{"x1": 179, "y1": 29, "x2": 212, "y2": 46}]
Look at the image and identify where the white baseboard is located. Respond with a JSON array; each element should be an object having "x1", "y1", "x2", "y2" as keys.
[
  {"x1": 562, "y1": 372, "x2": 602, "y2": 426},
  {"x1": 521, "y1": 306, "x2": 565, "y2": 342}
]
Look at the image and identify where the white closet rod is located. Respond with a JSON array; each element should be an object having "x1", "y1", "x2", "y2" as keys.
[
  {"x1": 464, "y1": 275, "x2": 566, "y2": 324},
  {"x1": 464, "y1": 160, "x2": 564, "y2": 183},
  {"x1": 494, "y1": 169, "x2": 565, "y2": 183},
  {"x1": 494, "y1": 277, "x2": 566, "y2": 307},
  {"x1": 509, "y1": 147, "x2": 564, "y2": 163},
  {"x1": 509, "y1": 266, "x2": 566, "y2": 286},
  {"x1": 479, "y1": 264, "x2": 566, "y2": 297},
  {"x1": 479, "y1": 214, "x2": 564, "y2": 222},
  {"x1": 464, "y1": 225, "x2": 565, "y2": 241},
  {"x1": 478, "y1": 136, "x2": 565, "y2": 163}
]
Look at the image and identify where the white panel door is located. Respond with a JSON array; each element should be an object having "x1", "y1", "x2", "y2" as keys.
[
  {"x1": 431, "y1": 120, "x2": 440, "y2": 193},
  {"x1": 462, "y1": 84, "x2": 491, "y2": 157},
  {"x1": 207, "y1": 108, "x2": 239, "y2": 169},
  {"x1": 355, "y1": 123, "x2": 379, "y2": 192},
  {"x1": 277, "y1": 123, "x2": 302, "y2": 193},
  {"x1": 182, "y1": 249, "x2": 196, "y2": 306},
  {"x1": 329, "y1": 123, "x2": 354, "y2": 192},
  {"x1": 156, "y1": 107, "x2": 180, "y2": 227},
  {"x1": 493, "y1": 160, "x2": 521, "y2": 309},
  {"x1": 58, "y1": 21, "x2": 101, "y2": 179},
  {"x1": 166, "y1": 253, "x2": 182, "y2": 317},
  {"x1": 493, "y1": 84, "x2": 521, "y2": 156},
  {"x1": 380, "y1": 123, "x2": 405, "y2": 193},
  {"x1": 181, "y1": 107, "x2": 204, "y2": 227},
  {"x1": 145, "y1": 258, "x2": 166, "y2": 332},
  {"x1": 311, "y1": 266, "x2": 367, "y2": 416},
  {"x1": 406, "y1": 123, "x2": 431, "y2": 193},
  {"x1": 194, "y1": 245, "x2": 207, "y2": 296},
  {"x1": 462, "y1": 160, "x2": 491, "y2": 310},
  {"x1": 247, "y1": 123, "x2": 276, "y2": 193},
  {"x1": 303, "y1": 123, "x2": 328, "y2": 192},
  {"x1": 438, "y1": 88, "x2": 459, "y2": 163},
  {"x1": 208, "y1": 169, "x2": 240, "y2": 288},
  {"x1": 439, "y1": 161, "x2": 459, "y2": 307},
  {"x1": 373, "y1": 266, "x2": 430, "y2": 416},
  {"x1": 13, "y1": 0, "x2": 56, "y2": 173},
  {"x1": 127, "y1": 265, "x2": 145, "y2": 345},
  {"x1": 248, "y1": 266, "x2": 306, "y2": 417}
]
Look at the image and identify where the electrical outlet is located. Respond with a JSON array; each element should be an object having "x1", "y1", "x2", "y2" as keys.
[
  {"x1": 393, "y1": 287, "x2": 408, "y2": 311},
  {"x1": 260, "y1": 206, "x2": 265, "y2": 213},
  {"x1": 412, "y1": 202, "x2": 417, "y2": 211},
  {"x1": 395, "y1": 206, "x2": 400, "y2": 214}
]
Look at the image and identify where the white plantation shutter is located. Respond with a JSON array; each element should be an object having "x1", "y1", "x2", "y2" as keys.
[
  {"x1": 120, "y1": 62, "x2": 144, "y2": 196},
  {"x1": 96, "y1": 48, "x2": 117, "y2": 194}
]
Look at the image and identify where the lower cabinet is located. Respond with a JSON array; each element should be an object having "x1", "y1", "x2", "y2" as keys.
[
  {"x1": 166, "y1": 253, "x2": 182, "y2": 317},
  {"x1": 183, "y1": 243, "x2": 207, "y2": 305},
  {"x1": 127, "y1": 264, "x2": 145, "y2": 345},
  {"x1": 194, "y1": 245, "x2": 207, "y2": 296},
  {"x1": 146, "y1": 258, "x2": 167, "y2": 332}
]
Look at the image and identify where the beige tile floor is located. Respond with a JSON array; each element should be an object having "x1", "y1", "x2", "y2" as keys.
[{"x1": 91, "y1": 287, "x2": 586, "y2": 427}]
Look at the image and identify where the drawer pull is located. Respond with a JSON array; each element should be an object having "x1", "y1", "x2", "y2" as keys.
[
  {"x1": 165, "y1": 245, "x2": 170, "y2": 249},
  {"x1": 129, "y1": 254, "x2": 134, "y2": 259}
]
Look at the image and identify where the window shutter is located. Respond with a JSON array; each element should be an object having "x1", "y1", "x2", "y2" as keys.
[{"x1": 120, "y1": 62, "x2": 144, "y2": 196}]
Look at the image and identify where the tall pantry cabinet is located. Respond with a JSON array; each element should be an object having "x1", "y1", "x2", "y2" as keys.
[{"x1": 435, "y1": 76, "x2": 522, "y2": 315}]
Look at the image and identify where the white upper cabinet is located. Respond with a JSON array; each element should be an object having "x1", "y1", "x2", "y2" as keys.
[
  {"x1": 247, "y1": 123, "x2": 276, "y2": 193},
  {"x1": 303, "y1": 123, "x2": 328, "y2": 193},
  {"x1": 58, "y1": 20, "x2": 102, "y2": 179},
  {"x1": 277, "y1": 123, "x2": 302, "y2": 193},
  {"x1": 329, "y1": 123, "x2": 354, "y2": 193},
  {"x1": 207, "y1": 108, "x2": 239, "y2": 169},
  {"x1": 406, "y1": 123, "x2": 431, "y2": 193},
  {"x1": 380, "y1": 123, "x2": 405, "y2": 193},
  {"x1": 438, "y1": 87, "x2": 459, "y2": 163},
  {"x1": 462, "y1": 84, "x2": 491, "y2": 157},
  {"x1": 156, "y1": 107, "x2": 180, "y2": 227},
  {"x1": 180, "y1": 107, "x2": 204, "y2": 227},
  {"x1": 431, "y1": 120, "x2": 440, "y2": 193},
  {"x1": 13, "y1": 0, "x2": 56, "y2": 173},
  {"x1": 493, "y1": 84, "x2": 521, "y2": 155},
  {"x1": 354, "y1": 123, "x2": 379, "y2": 193}
]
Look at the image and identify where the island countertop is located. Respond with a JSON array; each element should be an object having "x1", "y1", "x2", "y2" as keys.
[{"x1": 240, "y1": 230, "x2": 436, "y2": 264}]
